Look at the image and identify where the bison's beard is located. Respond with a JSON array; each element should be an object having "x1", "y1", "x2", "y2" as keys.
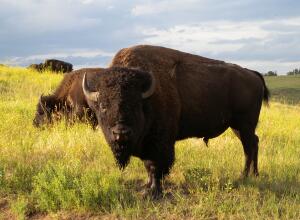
[{"x1": 111, "y1": 144, "x2": 131, "y2": 169}]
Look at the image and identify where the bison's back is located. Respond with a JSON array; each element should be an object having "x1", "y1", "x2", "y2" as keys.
[{"x1": 110, "y1": 45, "x2": 224, "y2": 69}]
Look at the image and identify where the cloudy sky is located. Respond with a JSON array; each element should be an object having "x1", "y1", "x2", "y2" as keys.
[{"x1": 1, "y1": 0, "x2": 300, "y2": 74}]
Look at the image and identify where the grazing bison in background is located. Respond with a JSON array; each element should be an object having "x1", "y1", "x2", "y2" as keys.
[
  {"x1": 33, "y1": 68, "x2": 103, "y2": 128},
  {"x1": 28, "y1": 59, "x2": 73, "y2": 73},
  {"x1": 43, "y1": 59, "x2": 73, "y2": 73},
  {"x1": 82, "y1": 45, "x2": 270, "y2": 198}
]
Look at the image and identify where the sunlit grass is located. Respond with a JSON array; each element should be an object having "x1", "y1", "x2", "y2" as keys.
[{"x1": 0, "y1": 66, "x2": 299, "y2": 219}]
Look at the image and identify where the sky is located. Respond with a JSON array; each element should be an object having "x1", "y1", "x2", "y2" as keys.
[{"x1": 1, "y1": 0, "x2": 300, "y2": 74}]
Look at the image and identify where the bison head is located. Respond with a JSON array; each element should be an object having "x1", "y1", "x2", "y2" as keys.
[
  {"x1": 82, "y1": 67, "x2": 156, "y2": 168},
  {"x1": 33, "y1": 95, "x2": 62, "y2": 127}
]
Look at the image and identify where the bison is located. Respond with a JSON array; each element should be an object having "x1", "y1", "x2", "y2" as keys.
[
  {"x1": 33, "y1": 68, "x2": 103, "y2": 128},
  {"x1": 43, "y1": 59, "x2": 73, "y2": 73},
  {"x1": 82, "y1": 45, "x2": 270, "y2": 198}
]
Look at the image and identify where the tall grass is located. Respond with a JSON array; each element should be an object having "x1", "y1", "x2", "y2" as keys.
[{"x1": 0, "y1": 66, "x2": 299, "y2": 219}]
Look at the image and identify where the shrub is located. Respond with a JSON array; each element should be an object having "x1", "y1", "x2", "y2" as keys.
[
  {"x1": 287, "y1": 68, "x2": 300, "y2": 75},
  {"x1": 264, "y1": 71, "x2": 277, "y2": 76}
]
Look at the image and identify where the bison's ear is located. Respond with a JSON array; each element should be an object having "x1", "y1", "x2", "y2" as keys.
[
  {"x1": 141, "y1": 71, "x2": 156, "y2": 99},
  {"x1": 39, "y1": 94, "x2": 46, "y2": 107},
  {"x1": 39, "y1": 94, "x2": 52, "y2": 105},
  {"x1": 39, "y1": 95, "x2": 49, "y2": 113},
  {"x1": 39, "y1": 95, "x2": 57, "y2": 112}
]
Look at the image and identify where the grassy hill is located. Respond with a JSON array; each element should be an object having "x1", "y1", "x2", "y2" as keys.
[
  {"x1": 0, "y1": 66, "x2": 299, "y2": 219},
  {"x1": 265, "y1": 75, "x2": 300, "y2": 104}
]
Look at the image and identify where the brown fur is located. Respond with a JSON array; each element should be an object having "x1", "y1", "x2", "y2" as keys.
[
  {"x1": 33, "y1": 68, "x2": 103, "y2": 128},
  {"x1": 110, "y1": 45, "x2": 269, "y2": 140},
  {"x1": 86, "y1": 45, "x2": 269, "y2": 197}
]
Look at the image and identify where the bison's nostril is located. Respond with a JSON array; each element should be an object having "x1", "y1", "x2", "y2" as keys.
[
  {"x1": 111, "y1": 124, "x2": 132, "y2": 142},
  {"x1": 113, "y1": 129, "x2": 131, "y2": 135},
  {"x1": 115, "y1": 134, "x2": 120, "y2": 141}
]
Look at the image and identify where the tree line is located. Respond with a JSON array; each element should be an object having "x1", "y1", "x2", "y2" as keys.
[{"x1": 264, "y1": 68, "x2": 300, "y2": 76}]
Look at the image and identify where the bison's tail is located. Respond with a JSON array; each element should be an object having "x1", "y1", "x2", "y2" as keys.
[
  {"x1": 253, "y1": 71, "x2": 270, "y2": 105},
  {"x1": 263, "y1": 82, "x2": 270, "y2": 104}
]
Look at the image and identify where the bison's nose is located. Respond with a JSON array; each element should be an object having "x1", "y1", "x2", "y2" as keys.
[{"x1": 111, "y1": 124, "x2": 132, "y2": 143}]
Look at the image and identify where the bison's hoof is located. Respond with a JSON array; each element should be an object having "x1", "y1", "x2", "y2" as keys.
[
  {"x1": 142, "y1": 187, "x2": 162, "y2": 200},
  {"x1": 253, "y1": 171, "x2": 259, "y2": 177},
  {"x1": 143, "y1": 180, "x2": 152, "y2": 189}
]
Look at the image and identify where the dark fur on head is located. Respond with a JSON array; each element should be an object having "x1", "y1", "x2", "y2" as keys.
[
  {"x1": 33, "y1": 95, "x2": 65, "y2": 127},
  {"x1": 83, "y1": 67, "x2": 155, "y2": 168}
]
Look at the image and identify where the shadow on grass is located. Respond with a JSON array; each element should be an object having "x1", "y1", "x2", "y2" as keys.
[
  {"x1": 271, "y1": 88, "x2": 300, "y2": 104},
  {"x1": 181, "y1": 166, "x2": 299, "y2": 199},
  {"x1": 117, "y1": 166, "x2": 299, "y2": 204},
  {"x1": 233, "y1": 172, "x2": 300, "y2": 199}
]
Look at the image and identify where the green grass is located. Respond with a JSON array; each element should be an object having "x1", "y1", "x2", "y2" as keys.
[
  {"x1": 0, "y1": 66, "x2": 299, "y2": 219},
  {"x1": 265, "y1": 75, "x2": 300, "y2": 104}
]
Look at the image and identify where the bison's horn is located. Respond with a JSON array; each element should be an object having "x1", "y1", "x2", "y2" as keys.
[
  {"x1": 39, "y1": 94, "x2": 43, "y2": 103},
  {"x1": 39, "y1": 95, "x2": 45, "y2": 108},
  {"x1": 142, "y1": 72, "x2": 156, "y2": 99},
  {"x1": 82, "y1": 73, "x2": 99, "y2": 102}
]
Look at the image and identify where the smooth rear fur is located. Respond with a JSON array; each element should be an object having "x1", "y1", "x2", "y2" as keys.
[
  {"x1": 86, "y1": 45, "x2": 269, "y2": 197},
  {"x1": 33, "y1": 68, "x2": 103, "y2": 128}
]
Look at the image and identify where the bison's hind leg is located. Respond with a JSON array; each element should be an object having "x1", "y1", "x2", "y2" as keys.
[
  {"x1": 252, "y1": 134, "x2": 259, "y2": 176},
  {"x1": 240, "y1": 130, "x2": 259, "y2": 177},
  {"x1": 231, "y1": 127, "x2": 259, "y2": 177}
]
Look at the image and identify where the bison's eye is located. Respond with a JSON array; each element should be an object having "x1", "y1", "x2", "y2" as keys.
[{"x1": 99, "y1": 103, "x2": 107, "y2": 113}]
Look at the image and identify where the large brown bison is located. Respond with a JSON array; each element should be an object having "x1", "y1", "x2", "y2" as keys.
[
  {"x1": 82, "y1": 45, "x2": 270, "y2": 198},
  {"x1": 33, "y1": 68, "x2": 103, "y2": 128}
]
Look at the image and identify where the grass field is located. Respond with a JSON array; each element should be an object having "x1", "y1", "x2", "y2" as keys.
[
  {"x1": 0, "y1": 66, "x2": 299, "y2": 219},
  {"x1": 264, "y1": 75, "x2": 300, "y2": 104}
]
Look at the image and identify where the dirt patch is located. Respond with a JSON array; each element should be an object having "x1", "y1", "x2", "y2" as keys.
[{"x1": 0, "y1": 198, "x2": 16, "y2": 220}]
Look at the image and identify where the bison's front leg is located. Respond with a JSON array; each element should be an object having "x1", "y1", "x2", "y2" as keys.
[
  {"x1": 142, "y1": 146, "x2": 175, "y2": 199},
  {"x1": 143, "y1": 160, "x2": 162, "y2": 197}
]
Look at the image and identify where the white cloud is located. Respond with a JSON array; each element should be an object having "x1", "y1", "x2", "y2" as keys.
[
  {"x1": 131, "y1": 0, "x2": 203, "y2": 16},
  {"x1": 139, "y1": 21, "x2": 268, "y2": 54},
  {"x1": 25, "y1": 49, "x2": 114, "y2": 60},
  {"x1": 137, "y1": 16, "x2": 300, "y2": 73},
  {"x1": 0, "y1": 0, "x2": 114, "y2": 34},
  {"x1": 1, "y1": 0, "x2": 300, "y2": 74},
  {"x1": 1, "y1": 49, "x2": 114, "y2": 66},
  {"x1": 80, "y1": 0, "x2": 95, "y2": 4},
  {"x1": 231, "y1": 60, "x2": 300, "y2": 75}
]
